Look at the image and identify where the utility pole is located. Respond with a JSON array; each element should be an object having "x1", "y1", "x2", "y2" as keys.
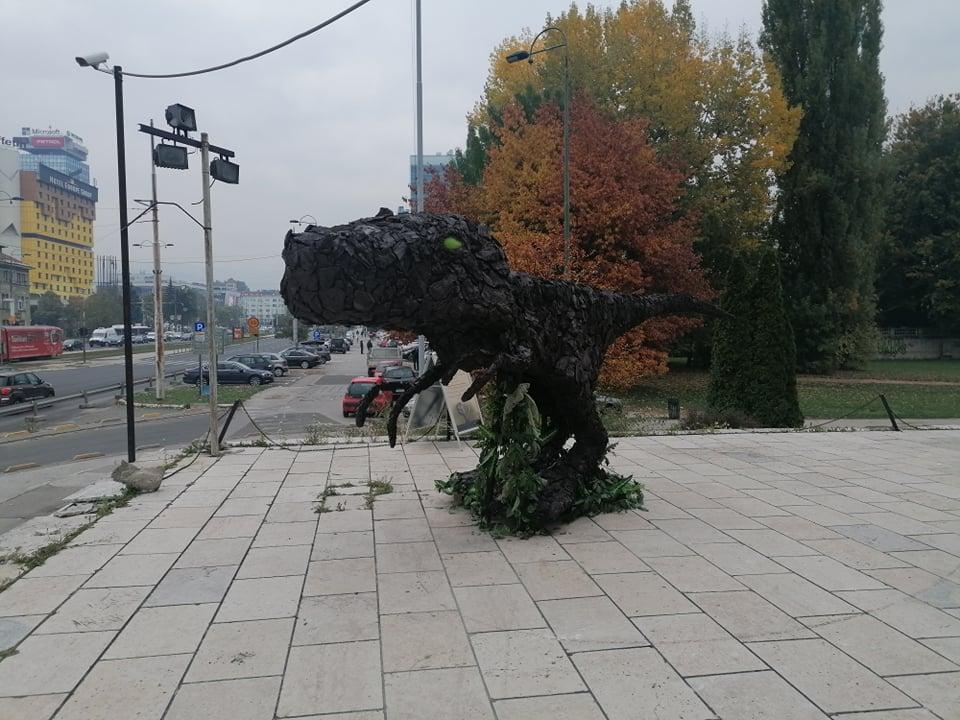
[
  {"x1": 200, "y1": 133, "x2": 220, "y2": 455},
  {"x1": 415, "y1": 0, "x2": 426, "y2": 375},
  {"x1": 149, "y1": 120, "x2": 165, "y2": 401},
  {"x1": 292, "y1": 316, "x2": 299, "y2": 347}
]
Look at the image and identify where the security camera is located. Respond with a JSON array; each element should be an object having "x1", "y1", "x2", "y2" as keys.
[{"x1": 75, "y1": 52, "x2": 109, "y2": 68}]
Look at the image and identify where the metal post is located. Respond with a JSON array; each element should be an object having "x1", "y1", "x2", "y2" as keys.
[
  {"x1": 415, "y1": 0, "x2": 426, "y2": 376},
  {"x1": 149, "y1": 120, "x2": 165, "y2": 401},
  {"x1": 562, "y1": 49, "x2": 571, "y2": 280},
  {"x1": 292, "y1": 317, "x2": 299, "y2": 347},
  {"x1": 879, "y1": 393, "x2": 900, "y2": 431},
  {"x1": 200, "y1": 133, "x2": 220, "y2": 455},
  {"x1": 114, "y1": 65, "x2": 137, "y2": 462}
]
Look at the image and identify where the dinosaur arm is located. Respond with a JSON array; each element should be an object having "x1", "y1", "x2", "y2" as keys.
[
  {"x1": 355, "y1": 385, "x2": 385, "y2": 428},
  {"x1": 386, "y1": 361, "x2": 450, "y2": 447},
  {"x1": 461, "y1": 348, "x2": 534, "y2": 402}
]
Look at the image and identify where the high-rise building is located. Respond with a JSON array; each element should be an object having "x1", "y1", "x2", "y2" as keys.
[
  {"x1": 408, "y1": 152, "x2": 455, "y2": 210},
  {"x1": 15, "y1": 128, "x2": 97, "y2": 299}
]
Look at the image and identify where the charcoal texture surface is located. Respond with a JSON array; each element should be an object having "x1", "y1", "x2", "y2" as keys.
[{"x1": 281, "y1": 209, "x2": 717, "y2": 521}]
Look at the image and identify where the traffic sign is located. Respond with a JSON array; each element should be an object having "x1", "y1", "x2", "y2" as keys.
[
  {"x1": 312, "y1": 330, "x2": 322, "y2": 341},
  {"x1": 246, "y1": 316, "x2": 260, "y2": 335},
  {"x1": 195, "y1": 321, "x2": 205, "y2": 333}
]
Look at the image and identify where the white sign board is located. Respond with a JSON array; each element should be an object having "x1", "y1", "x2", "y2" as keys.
[{"x1": 441, "y1": 371, "x2": 483, "y2": 440}]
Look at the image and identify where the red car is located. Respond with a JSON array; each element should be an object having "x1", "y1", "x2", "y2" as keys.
[{"x1": 342, "y1": 376, "x2": 393, "y2": 418}]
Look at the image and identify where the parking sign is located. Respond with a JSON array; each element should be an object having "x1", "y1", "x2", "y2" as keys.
[
  {"x1": 195, "y1": 321, "x2": 205, "y2": 333},
  {"x1": 312, "y1": 330, "x2": 322, "y2": 341}
]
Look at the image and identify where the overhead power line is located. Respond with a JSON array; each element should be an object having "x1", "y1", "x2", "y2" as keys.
[{"x1": 121, "y1": 0, "x2": 374, "y2": 79}]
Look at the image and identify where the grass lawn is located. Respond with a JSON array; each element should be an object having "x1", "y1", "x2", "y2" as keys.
[
  {"x1": 834, "y1": 359, "x2": 960, "y2": 382},
  {"x1": 625, "y1": 361, "x2": 960, "y2": 420},
  {"x1": 133, "y1": 383, "x2": 268, "y2": 406}
]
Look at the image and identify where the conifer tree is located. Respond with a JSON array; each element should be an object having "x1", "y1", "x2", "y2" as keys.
[
  {"x1": 709, "y1": 249, "x2": 803, "y2": 428},
  {"x1": 761, "y1": 0, "x2": 887, "y2": 372},
  {"x1": 744, "y1": 249, "x2": 803, "y2": 427},
  {"x1": 707, "y1": 254, "x2": 753, "y2": 412}
]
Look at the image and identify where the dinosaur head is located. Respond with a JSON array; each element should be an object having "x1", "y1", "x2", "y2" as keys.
[{"x1": 280, "y1": 209, "x2": 515, "y2": 333}]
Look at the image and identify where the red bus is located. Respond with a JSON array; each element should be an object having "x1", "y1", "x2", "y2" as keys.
[{"x1": 0, "y1": 326, "x2": 64, "y2": 362}]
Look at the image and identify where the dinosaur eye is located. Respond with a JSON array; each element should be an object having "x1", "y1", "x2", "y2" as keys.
[{"x1": 442, "y1": 236, "x2": 463, "y2": 251}]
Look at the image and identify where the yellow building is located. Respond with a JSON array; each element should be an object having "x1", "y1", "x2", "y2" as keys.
[{"x1": 19, "y1": 166, "x2": 96, "y2": 298}]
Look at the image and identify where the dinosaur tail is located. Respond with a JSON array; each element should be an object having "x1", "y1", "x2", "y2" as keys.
[{"x1": 617, "y1": 293, "x2": 726, "y2": 336}]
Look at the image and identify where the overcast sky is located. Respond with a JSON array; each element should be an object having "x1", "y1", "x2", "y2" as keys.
[{"x1": 1, "y1": 0, "x2": 956, "y2": 290}]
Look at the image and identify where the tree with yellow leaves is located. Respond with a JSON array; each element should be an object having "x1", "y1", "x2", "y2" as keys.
[{"x1": 459, "y1": 0, "x2": 800, "y2": 281}]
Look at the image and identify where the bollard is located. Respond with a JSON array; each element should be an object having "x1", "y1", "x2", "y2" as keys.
[{"x1": 667, "y1": 398, "x2": 680, "y2": 420}]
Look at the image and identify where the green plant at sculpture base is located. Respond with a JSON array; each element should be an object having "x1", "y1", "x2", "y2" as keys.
[{"x1": 437, "y1": 383, "x2": 644, "y2": 536}]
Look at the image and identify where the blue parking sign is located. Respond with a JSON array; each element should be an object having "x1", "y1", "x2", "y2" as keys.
[
  {"x1": 195, "y1": 321, "x2": 205, "y2": 333},
  {"x1": 312, "y1": 330, "x2": 321, "y2": 341}
]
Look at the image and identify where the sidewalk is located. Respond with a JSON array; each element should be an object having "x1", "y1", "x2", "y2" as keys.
[{"x1": 0, "y1": 431, "x2": 958, "y2": 719}]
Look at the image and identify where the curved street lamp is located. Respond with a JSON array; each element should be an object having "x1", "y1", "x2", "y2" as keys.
[
  {"x1": 0, "y1": 191, "x2": 24, "y2": 203},
  {"x1": 506, "y1": 26, "x2": 571, "y2": 279},
  {"x1": 290, "y1": 214, "x2": 319, "y2": 226}
]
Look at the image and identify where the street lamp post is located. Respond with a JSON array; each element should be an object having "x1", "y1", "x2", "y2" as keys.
[
  {"x1": 75, "y1": 52, "x2": 138, "y2": 462},
  {"x1": 506, "y1": 27, "x2": 571, "y2": 279}
]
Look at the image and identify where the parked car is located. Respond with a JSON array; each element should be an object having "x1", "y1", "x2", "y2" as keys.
[
  {"x1": 300, "y1": 340, "x2": 332, "y2": 360},
  {"x1": 300, "y1": 341, "x2": 332, "y2": 361},
  {"x1": 145, "y1": 332, "x2": 156, "y2": 342},
  {"x1": 228, "y1": 353, "x2": 288, "y2": 377},
  {"x1": 280, "y1": 348, "x2": 322, "y2": 369},
  {"x1": 379, "y1": 364, "x2": 417, "y2": 390},
  {"x1": 342, "y1": 375, "x2": 392, "y2": 417},
  {"x1": 131, "y1": 333, "x2": 148, "y2": 344},
  {"x1": 329, "y1": 338, "x2": 348, "y2": 354},
  {"x1": 0, "y1": 372, "x2": 55, "y2": 406},
  {"x1": 182, "y1": 361, "x2": 274, "y2": 386},
  {"x1": 63, "y1": 338, "x2": 84, "y2": 352}
]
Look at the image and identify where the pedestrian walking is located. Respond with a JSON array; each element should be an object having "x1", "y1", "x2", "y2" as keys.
[{"x1": 367, "y1": 338, "x2": 373, "y2": 353}]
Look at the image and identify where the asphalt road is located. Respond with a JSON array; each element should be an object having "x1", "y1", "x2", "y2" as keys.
[
  {"x1": 3, "y1": 337, "x2": 289, "y2": 397},
  {"x1": 0, "y1": 347, "x2": 367, "y2": 471}
]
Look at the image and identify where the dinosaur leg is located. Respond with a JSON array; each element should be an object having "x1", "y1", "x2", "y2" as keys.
[{"x1": 536, "y1": 389, "x2": 610, "y2": 522}]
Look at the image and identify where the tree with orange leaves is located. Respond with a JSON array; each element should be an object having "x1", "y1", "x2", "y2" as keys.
[{"x1": 427, "y1": 98, "x2": 710, "y2": 390}]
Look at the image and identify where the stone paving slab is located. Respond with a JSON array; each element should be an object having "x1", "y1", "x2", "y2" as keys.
[{"x1": 0, "y1": 432, "x2": 958, "y2": 719}]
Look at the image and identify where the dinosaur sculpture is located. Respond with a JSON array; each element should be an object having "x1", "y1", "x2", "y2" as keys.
[{"x1": 281, "y1": 209, "x2": 718, "y2": 521}]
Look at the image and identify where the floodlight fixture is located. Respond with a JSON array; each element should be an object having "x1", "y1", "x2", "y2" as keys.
[
  {"x1": 165, "y1": 103, "x2": 197, "y2": 132},
  {"x1": 153, "y1": 143, "x2": 189, "y2": 169},
  {"x1": 210, "y1": 157, "x2": 239, "y2": 184}
]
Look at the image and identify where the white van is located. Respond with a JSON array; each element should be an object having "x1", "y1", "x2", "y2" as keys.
[{"x1": 88, "y1": 327, "x2": 123, "y2": 347}]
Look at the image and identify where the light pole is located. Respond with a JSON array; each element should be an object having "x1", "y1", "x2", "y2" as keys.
[
  {"x1": 506, "y1": 26, "x2": 571, "y2": 279},
  {"x1": 138, "y1": 105, "x2": 238, "y2": 457},
  {"x1": 414, "y1": 0, "x2": 426, "y2": 375},
  {"x1": 75, "y1": 52, "x2": 138, "y2": 462}
]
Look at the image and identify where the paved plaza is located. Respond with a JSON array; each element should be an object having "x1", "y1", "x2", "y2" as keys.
[{"x1": 1, "y1": 430, "x2": 959, "y2": 719}]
